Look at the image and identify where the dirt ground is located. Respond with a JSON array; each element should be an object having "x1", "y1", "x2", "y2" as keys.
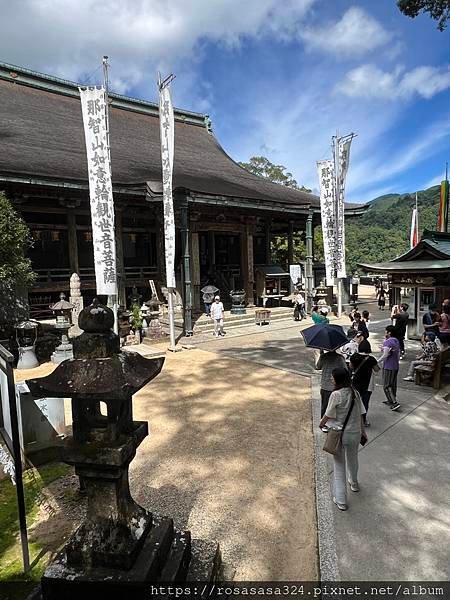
[
  {"x1": 11, "y1": 346, "x2": 318, "y2": 581},
  {"x1": 130, "y1": 348, "x2": 318, "y2": 580}
]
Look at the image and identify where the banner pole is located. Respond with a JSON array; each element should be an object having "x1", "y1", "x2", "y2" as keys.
[
  {"x1": 102, "y1": 55, "x2": 118, "y2": 334},
  {"x1": 333, "y1": 131, "x2": 342, "y2": 317},
  {"x1": 167, "y1": 288, "x2": 177, "y2": 350}
]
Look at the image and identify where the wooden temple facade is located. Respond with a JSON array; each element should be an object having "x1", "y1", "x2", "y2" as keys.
[{"x1": 0, "y1": 62, "x2": 365, "y2": 331}]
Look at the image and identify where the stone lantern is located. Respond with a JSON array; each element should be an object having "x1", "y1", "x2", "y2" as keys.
[
  {"x1": 314, "y1": 280, "x2": 329, "y2": 307},
  {"x1": 145, "y1": 294, "x2": 165, "y2": 339},
  {"x1": 50, "y1": 292, "x2": 74, "y2": 364},
  {"x1": 26, "y1": 299, "x2": 220, "y2": 597},
  {"x1": 15, "y1": 319, "x2": 39, "y2": 370}
]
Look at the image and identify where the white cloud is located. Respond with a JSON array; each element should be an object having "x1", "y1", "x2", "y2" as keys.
[
  {"x1": 0, "y1": 0, "x2": 316, "y2": 95},
  {"x1": 300, "y1": 7, "x2": 390, "y2": 58},
  {"x1": 337, "y1": 63, "x2": 450, "y2": 100}
]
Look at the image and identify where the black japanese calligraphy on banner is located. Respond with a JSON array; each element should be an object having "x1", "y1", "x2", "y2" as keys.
[
  {"x1": 79, "y1": 86, "x2": 117, "y2": 295},
  {"x1": 317, "y1": 160, "x2": 336, "y2": 286},
  {"x1": 158, "y1": 82, "x2": 176, "y2": 289}
]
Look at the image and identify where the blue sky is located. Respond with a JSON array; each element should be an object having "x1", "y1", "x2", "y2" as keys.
[{"x1": 1, "y1": 0, "x2": 450, "y2": 202}]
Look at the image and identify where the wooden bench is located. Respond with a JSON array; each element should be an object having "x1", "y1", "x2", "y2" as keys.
[{"x1": 414, "y1": 346, "x2": 450, "y2": 389}]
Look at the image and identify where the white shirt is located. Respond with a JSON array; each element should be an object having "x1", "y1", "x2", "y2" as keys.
[
  {"x1": 210, "y1": 301, "x2": 224, "y2": 320},
  {"x1": 295, "y1": 293, "x2": 305, "y2": 305}
]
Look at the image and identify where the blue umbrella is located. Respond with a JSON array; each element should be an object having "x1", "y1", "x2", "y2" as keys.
[{"x1": 300, "y1": 323, "x2": 348, "y2": 351}]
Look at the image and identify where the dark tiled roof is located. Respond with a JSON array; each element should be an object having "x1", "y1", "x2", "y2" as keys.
[{"x1": 0, "y1": 66, "x2": 319, "y2": 210}]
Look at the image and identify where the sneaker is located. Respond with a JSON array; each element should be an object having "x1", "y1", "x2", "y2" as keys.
[
  {"x1": 390, "y1": 402, "x2": 401, "y2": 411},
  {"x1": 321, "y1": 426, "x2": 329, "y2": 433},
  {"x1": 382, "y1": 400, "x2": 390, "y2": 404},
  {"x1": 403, "y1": 376, "x2": 414, "y2": 382},
  {"x1": 347, "y1": 480, "x2": 360, "y2": 492},
  {"x1": 332, "y1": 496, "x2": 348, "y2": 511}
]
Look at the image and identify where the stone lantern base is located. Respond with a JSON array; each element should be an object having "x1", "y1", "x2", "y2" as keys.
[{"x1": 40, "y1": 518, "x2": 221, "y2": 600}]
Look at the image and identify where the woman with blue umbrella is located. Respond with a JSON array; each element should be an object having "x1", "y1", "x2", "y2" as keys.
[{"x1": 302, "y1": 323, "x2": 348, "y2": 425}]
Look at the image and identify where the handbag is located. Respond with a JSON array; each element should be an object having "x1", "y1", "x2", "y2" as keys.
[{"x1": 322, "y1": 391, "x2": 355, "y2": 455}]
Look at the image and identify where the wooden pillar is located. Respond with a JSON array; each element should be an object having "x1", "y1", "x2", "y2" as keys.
[
  {"x1": 191, "y1": 232, "x2": 201, "y2": 310},
  {"x1": 115, "y1": 207, "x2": 126, "y2": 307},
  {"x1": 241, "y1": 225, "x2": 254, "y2": 306},
  {"x1": 179, "y1": 198, "x2": 193, "y2": 335},
  {"x1": 207, "y1": 230, "x2": 215, "y2": 275},
  {"x1": 67, "y1": 209, "x2": 79, "y2": 274},
  {"x1": 265, "y1": 220, "x2": 271, "y2": 264},
  {"x1": 288, "y1": 220, "x2": 294, "y2": 268}
]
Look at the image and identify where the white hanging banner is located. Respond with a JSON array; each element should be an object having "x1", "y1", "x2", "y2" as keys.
[
  {"x1": 317, "y1": 160, "x2": 336, "y2": 286},
  {"x1": 79, "y1": 86, "x2": 117, "y2": 295},
  {"x1": 158, "y1": 79, "x2": 176, "y2": 289},
  {"x1": 335, "y1": 138, "x2": 353, "y2": 280}
]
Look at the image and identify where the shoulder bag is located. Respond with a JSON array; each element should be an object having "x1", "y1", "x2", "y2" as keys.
[{"x1": 322, "y1": 390, "x2": 355, "y2": 455}]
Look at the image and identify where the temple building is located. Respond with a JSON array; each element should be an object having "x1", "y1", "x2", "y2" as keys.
[
  {"x1": 360, "y1": 230, "x2": 450, "y2": 338},
  {"x1": 0, "y1": 62, "x2": 365, "y2": 331}
]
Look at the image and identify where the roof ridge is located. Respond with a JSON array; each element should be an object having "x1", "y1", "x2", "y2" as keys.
[{"x1": 0, "y1": 60, "x2": 207, "y2": 125}]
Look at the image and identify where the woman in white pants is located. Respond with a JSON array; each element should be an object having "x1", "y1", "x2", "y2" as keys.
[{"x1": 319, "y1": 367, "x2": 367, "y2": 511}]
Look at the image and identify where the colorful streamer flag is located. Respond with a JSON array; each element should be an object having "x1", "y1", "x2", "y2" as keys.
[
  {"x1": 158, "y1": 75, "x2": 176, "y2": 289},
  {"x1": 410, "y1": 195, "x2": 419, "y2": 249},
  {"x1": 79, "y1": 86, "x2": 117, "y2": 295},
  {"x1": 438, "y1": 179, "x2": 449, "y2": 232}
]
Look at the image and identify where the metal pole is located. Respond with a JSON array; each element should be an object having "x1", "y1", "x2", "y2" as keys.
[
  {"x1": 305, "y1": 210, "x2": 314, "y2": 311},
  {"x1": 1, "y1": 346, "x2": 30, "y2": 572},
  {"x1": 180, "y1": 198, "x2": 193, "y2": 336},
  {"x1": 167, "y1": 289, "x2": 177, "y2": 350},
  {"x1": 102, "y1": 55, "x2": 119, "y2": 334},
  {"x1": 333, "y1": 132, "x2": 342, "y2": 317}
]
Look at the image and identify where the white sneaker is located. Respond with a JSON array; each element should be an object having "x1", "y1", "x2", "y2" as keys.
[
  {"x1": 403, "y1": 376, "x2": 414, "y2": 382},
  {"x1": 347, "y1": 480, "x2": 360, "y2": 492},
  {"x1": 332, "y1": 496, "x2": 348, "y2": 511}
]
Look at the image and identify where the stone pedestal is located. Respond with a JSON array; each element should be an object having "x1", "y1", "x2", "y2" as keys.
[{"x1": 27, "y1": 299, "x2": 220, "y2": 598}]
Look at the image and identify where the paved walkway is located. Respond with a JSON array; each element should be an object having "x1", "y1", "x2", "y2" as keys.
[
  {"x1": 191, "y1": 302, "x2": 450, "y2": 581},
  {"x1": 128, "y1": 297, "x2": 450, "y2": 581}
]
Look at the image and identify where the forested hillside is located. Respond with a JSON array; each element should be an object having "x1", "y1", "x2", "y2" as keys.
[{"x1": 314, "y1": 185, "x2": 442, "y2": 273}]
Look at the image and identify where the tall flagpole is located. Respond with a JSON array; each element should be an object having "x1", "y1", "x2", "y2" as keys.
[
  {"x1": 446, "y1": 161, "x2": 449, "y2": 233},
  {"x1": 333, "y1": 131, "x2": 343, "y2": 317},
  {"x1": 102, "y1": 56, "x2": 118, "y2": 334}
]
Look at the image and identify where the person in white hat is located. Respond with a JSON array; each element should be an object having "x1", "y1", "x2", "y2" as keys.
[{"x1": 210, "y1": 295, "x2": 225, "y2": 337}]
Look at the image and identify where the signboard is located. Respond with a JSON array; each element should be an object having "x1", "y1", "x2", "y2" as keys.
[
  {"x1": 289, "y1": 264, "x2": 302, "y2": 286},
  {"x1": 79, "y1": 86, "x2": 117, "y2": 295}
]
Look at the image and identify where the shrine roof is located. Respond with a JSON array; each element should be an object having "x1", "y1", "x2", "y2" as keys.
[
  {"x1": 359, "y1": 230, "x2": 450, "y2": 273},
  {"x1": 0, "y1": 62, "x2": 368, "y2": 215}
]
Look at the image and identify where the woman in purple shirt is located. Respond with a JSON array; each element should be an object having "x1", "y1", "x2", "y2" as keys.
[{"x1": 378, "y1": 325, "x2": 401, "y2": 411}]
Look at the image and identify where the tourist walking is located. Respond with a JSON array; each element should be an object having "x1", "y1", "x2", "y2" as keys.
[
  {"x1": 315, "y1": 350, "x2": 347, "y2": 423},
  {"x1": 392, "y1": 303, "x2": 409, "y2": 358},
  {"x1": 377, "y1": 286, "x2": 386, "y2": 310},
  {"x1": 210, "y1": 295, "x2": 225, "y2": 337},
  {"x1": 319, "y1": 367, "x2": 367, "y2": 511},
  {"x1": 351, "y1": 311, "x2": 369, "y2": 339},
  {"x1": 378, "y1": 325, "x2": 401, "y2": 410},
  {"x1": 293, "y1": 290, "x2": 306, "y2": 321},
  {"x1": 403, "y1": 332, "x2": 439, "y2": 382},
  {"x1": 350, "y1": 342, "x2": 379, "y2": 426}
]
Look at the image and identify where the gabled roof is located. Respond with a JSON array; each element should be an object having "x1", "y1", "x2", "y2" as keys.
[
  {"x1": 358, "y1": 230, "x2": 450, "y2": 273},
  {"x1": 0, "y1": 62, "x2": 321, "y2": 212}
]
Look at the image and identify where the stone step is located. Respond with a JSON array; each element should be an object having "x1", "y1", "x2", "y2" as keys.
[{"x1": 193, "y1": 310, "x2": 294, "y2": 333}]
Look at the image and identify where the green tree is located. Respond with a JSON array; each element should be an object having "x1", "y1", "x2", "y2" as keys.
[
  {"x1": 397, "y1": 0, "x2": 450, "y2": 30},
  {"x1": 0, "y1": 193, "x2": 34, "y2": 287},
  {"x1": 0, "y1": 192, "x2": 35, "y2": 329},
  {"x1": 238, "y1": 156, "x2": 311, "y2": 192}
]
